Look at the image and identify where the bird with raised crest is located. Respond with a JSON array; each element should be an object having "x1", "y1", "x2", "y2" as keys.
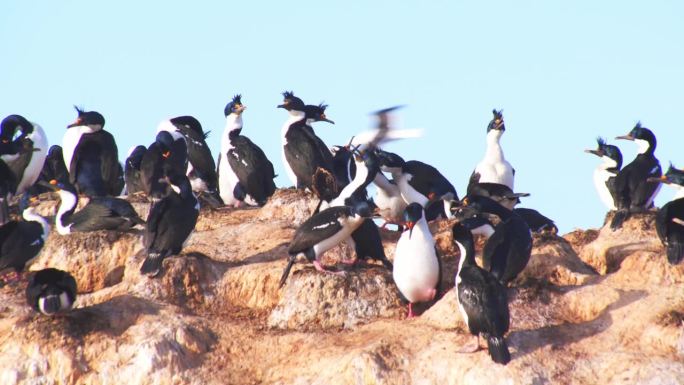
[
  {"x1": 611, "y1": 122, "x2": 661, "y2": 230},
  {"x1": 62, "y1": 106, "x2": 123, "y2": 197},
  {"x1": 585, "y1": 137, "x2": 623, "y2": 211},
  {"x1": 218, "y1": 94, "x2": 276, "y2": 207},
  {"x1": 468, "y1": 109, "x2": 515, "y2": 191}
]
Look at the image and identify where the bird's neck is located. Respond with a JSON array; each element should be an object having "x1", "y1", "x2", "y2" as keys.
[
  {"x1": 225, "y1": 114, "x2": 243, "y2": 141},
  {"x1": 599, "y1": 156, "x2": 619, "y2": 172},
  {"x1": 373, "y1": 172, "x2": 397, "y2": 192},
  {"x1": 671, "y1": 185, "x2": 684, "y2": 201},
  {"x1": 335, "y1": 161, "x2": 371, "y2": 204},
  {"x1": 635, "y1": 139, "x2": 655, "y2": 155},
  {"x1": 56, "y1": 190, "x2": 77, "y2": 234},
  {"x1": 455, "y1": 237, "x2": 476, "y2": 276},
  {"x1": 484, "y1": 130, "x2": 505, "y2": 161},
  {"x1": 22, "y1": 209, "x2": 50, "y2": 240}
]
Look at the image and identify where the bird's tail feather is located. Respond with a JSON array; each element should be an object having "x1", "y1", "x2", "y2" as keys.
[
  {"x1": 667, "y1": 242, "x2": 684, "y2": 265},
  {"x1": 140, "y1": 252, "x2": 165, "y2": 278},
  {"x1": 610, "y1": 209, "x2": 629, "y2": 231},
  {"x1": 279, "y1": 257, "x2": 296, "y2": 288},
  {"x1": 486, "y1": 335, "x2": 511, "y2": 365}
]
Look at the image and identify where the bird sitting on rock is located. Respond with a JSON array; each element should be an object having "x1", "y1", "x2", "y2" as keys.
[{"x1": 26, "y1": 268, "x2": 77, "y2": 315}]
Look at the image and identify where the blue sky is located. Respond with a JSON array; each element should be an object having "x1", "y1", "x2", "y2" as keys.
[{"x1": 1, "y1": 1, "x2": 682, "y2": 232}]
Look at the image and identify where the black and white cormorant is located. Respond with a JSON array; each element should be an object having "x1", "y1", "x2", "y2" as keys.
[
  {"x1": 25, "y1": 268, "x2": 77, "y2": 315},
  {"x1": 43, "y1": 179, "x2": 144, "y2": 235},
  {"x1": 452, "y1": 222, "x2": 511, "y2": 365},
  {"x1": 0, "y1": 207, "x2": 49, "y2": 283},
  {"x1": 279, "y1": 203, "x2": 370, "y2": 288},
  {"x1": 0, "y1": 114, "x2": 48, "y2": 196},
  {"x1": 140, "y1": 130, "x2": 188, "y2": 199},
  {"x1": 650, "y1": 165, "x2": 684, "y2": 265},
  {"x1": 468, "y1": 109, "x2": 515, "y2": 191},
  {"x1": 157, "y1": 116, "x2": 222, "y2": 206},
  {"x1": 453, "y1": 195, "x2": 532, "y2": 286},
  {"x1": 278, "y1": 91, "x2": 335, "y2": 190},
  {"x1": 140, "y1": 172, "x2": 199, "y2": 277},
  {"x1": 63, "y1": 107, "x2": 123, "y2": 197},
  {"x1": 611, "y1": 122, "x2": 661, "y2": 230},
  {"x1": 218, "y1": 95, "x2": 276, "y2": 207},
  {"x1": 585, "y1": 137, "x2": 623, "y2": 211},
  {"x1": 467, "y1": 182, "x2": 530, "y2": 211},
  {"x1": 374, "y1": 148, "x2": 458, "y2": 219},
  {"x1": 392, "y1": 203, "x2": 441, "y2": 318},
  {"x1": 124, "y1": 145, "x2": 147, "y2": 195},
  {"x1": 31, "y1": 145, "x2": 70, "y2": 194},
  {"x1": 320, "y1": 148, "x2": 392, "y2": 270}
]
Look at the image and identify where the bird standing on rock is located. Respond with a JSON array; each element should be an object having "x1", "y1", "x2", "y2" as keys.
[
  {"x1": 468, "y1": 109, "x2": 515, "y2": 191},
  {"x1": 392, "y1": 203, "x2": 441, "y2": 318},
  {"x1": 279, "y1": 203, "x2": 371, "y2": 288},
  {"x1": 278, "y1": 91, "x2": 335, "y2": 190},
  {"x1": 218, "y1": 95, "x2": 276, "y2": 207},
  {"x1": 585, "y1": 137, "x2": 623, "y2": 211},
  {"x1": 0, "y1": 114, "x2": 48, "y2": 201},
  {"x1": 452, "y1": 222, "x2": 511, "y2": 365},
  {"x1": 62, "y1": 107, "x2": 122, "y2": 197},
  {"x1": 140, "y1": 172, "x2": 199, "y2": 277},
  {"x1": 650, "y1": 165, "x2": 684, "y2": 265},
  {"x1": 611, "y1": 122, "x2": 661, "y2": 230}
]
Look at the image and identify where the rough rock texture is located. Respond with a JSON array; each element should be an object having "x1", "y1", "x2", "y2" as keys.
[{"x1": 1, "y1": 189, "x2": 683, "y2": 385}]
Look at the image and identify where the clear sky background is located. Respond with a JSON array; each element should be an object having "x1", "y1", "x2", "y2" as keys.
[{"x1": 1, "y1": 1, "x2": 682, "y2": 233}]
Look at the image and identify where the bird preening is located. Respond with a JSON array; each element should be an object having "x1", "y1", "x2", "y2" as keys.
[{"x1": 2, "y1": 92, "x2": 680, "y2": 372}]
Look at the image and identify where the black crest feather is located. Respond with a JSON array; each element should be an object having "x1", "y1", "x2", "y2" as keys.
[
  {"x1": 232, "y1": 94, "x2": 242, "y2": 104},
  {"x1": 73, "y1": 105, "x2": 85, "y2": 115},
  {"x1": 282, "y1": 91, "x2": 295, "y2": 99},
  {"x1": 596, "y1": 136, "x2": 606, "y2": 147},
  {"x1": 635, "y1": 121, "x2": 642, "y2": 129},
  {"x1": 318, "y1": 102, "x2": 328, "y2": 111}
]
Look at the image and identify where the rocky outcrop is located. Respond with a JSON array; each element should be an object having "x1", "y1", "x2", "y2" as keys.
[{"x1": 0, "y1": 189, "x2": 683, "y2": 385}]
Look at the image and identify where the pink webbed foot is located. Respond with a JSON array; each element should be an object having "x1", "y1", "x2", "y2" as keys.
[
  {"x1": 426, "y1": 288, "x2": 437, "y2": 301},
  {"x1": 313, "y1": 260, "x2": 346, "y2": 277}
]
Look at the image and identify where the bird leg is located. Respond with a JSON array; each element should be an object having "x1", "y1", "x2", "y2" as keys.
[
  {"x1": 457, "y1": 335, "x2": 482, "y2": 354},
  {"x1": 407, "y1": 303, "x2": 416, "y2": 318},
  {"x1": 312, "y1": 260, "x2": 346, "y2": 277}
]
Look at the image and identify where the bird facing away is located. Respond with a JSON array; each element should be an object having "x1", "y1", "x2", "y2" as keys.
[
  {"x1": 279, "y1": 203, "x2": 370, "y2": 288},
  {"x1": 452, "y1": 222, "x2": 511, "y2": 365},
  {"x1": 392, "y1": 203, "x2": 441, "y2": 318},
  {"x1": 650, "y1": 164, "x2": 684, "y2": 265},
  {"x1": 585, "y1": 137, "x2": 623, "y2": 211},
  {"x1": 25, "y1": 268, "x2": 77, "y2": 315},
  {"x1": 42, "y1": 179, "x2": 144, "y2": 235},
  {"x1": 611, "y1": 122, "x2": 661, "y2": 230},
  {"x1": 140, "y1": 172, "x2": 199, "y2": 277},
  {"x1": 468, "y1": 109, "x2": 515, "y2": 191},
  {"x1": 157, "y1": 116, "x2": 223, "y2": 207},
  {"x1": 124, "y1": 145, "x2": 148, "y2": 195}
]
